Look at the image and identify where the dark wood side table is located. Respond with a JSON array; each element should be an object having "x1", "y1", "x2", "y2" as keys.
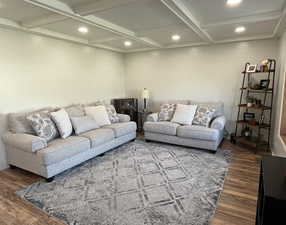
[
  {"x1": 112, "y1": 98, "x2": 138, "y2": 124},
  {"x1": 137, "y1": 111, "x2": 152, "y2": 132},
  {"x1": 256, "y1": 156, "x2": 286, "y2": 225}
]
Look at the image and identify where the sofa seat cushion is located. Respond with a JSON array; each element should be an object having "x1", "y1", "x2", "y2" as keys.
[
  {"x1": 105, "y1": 122, "x2": 137, "y2": 138},
  {"x1": 144, "y1": 122, "x2": 180, "y2": 136},
  {"x1": 80, "y1": 128, "x2": 115, "y2": 148},
  {"x1": 177, "y1": 125, "x2": 219, "y2": 141},
  {"x1": 38, "y1": 136, "x2": 90, "y2": 166}
]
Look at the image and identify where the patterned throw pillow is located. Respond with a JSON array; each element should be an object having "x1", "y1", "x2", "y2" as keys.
[
  {"x1": 158, "y1": 104, "x2": 176, "y2": 121},
  {"x1": 192, "y1": 106, "x2": 216, "y2": 127},
  {"x1": 105, "y1": 104, "x2": 120, "y2": 123},
  {"x1": 27, "y1": 111, "x2": 59, "y2": 142}
]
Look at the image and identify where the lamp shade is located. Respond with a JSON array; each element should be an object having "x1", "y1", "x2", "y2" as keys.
[{"x1": 142, "y1": 88, "x2": 149, "y2": 99}]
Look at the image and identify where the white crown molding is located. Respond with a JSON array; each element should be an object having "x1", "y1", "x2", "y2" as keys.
[
  {"x1": 161, "y1": 0, "x2": 213, "y2": 43},
  {"x1": 202, "y1": 11, "x2": 282, "y2": 29},
  {"x1": 74, "y1": 0, "x2": 151, "y2": 16},
  {"x1": 273, "y1": 2, "x2": 286, "y2": 37},
  {"x1": 23, "y1": 0, "x2": 161, "y2": 48},
  {"x1": 213, "y1": 34, "x2": 276, "y2": 44}
]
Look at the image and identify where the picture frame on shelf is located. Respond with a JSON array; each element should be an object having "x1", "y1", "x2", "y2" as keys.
[
  {"x1": 260, "y1": 79, "x2": 270, "y2": 89},
  {"x1": 243, "y1": 112, "x2": 255, "y2": 122},
  {"x1": 246, "y1": 64, "x2": 257, "y2": 73}
]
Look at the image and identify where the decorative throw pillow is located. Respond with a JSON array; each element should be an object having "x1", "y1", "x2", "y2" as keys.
[
  {"x1": 85, "y1": 105, "x2": 111, "y2": 127},
  {"x1": 50, "y1": 109, "x2": 73, "y2": 139},
  {"x1": 171, "y1": 104, "x2": 197, "y2": 125},
  {"x1": 26, "y1": 111, "x2": 59, "y2": 142},
  {"x1": 105, "y1": 104, "x2": 120, "y2": 123},
  {"x1": 192, "y1": 106, "x2": 216, "y2": 127},
  {"x1": 89, "y1": 102, "x2": 119, "y2": 123},
  {"x1": 158, "y1": 103, "x2": 176, "y2": 121},
  {"x1": 70, "y1": 116, "x2": 99, "y2": 135}
]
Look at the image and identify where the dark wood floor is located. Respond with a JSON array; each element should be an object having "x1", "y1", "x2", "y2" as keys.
[{"x1": 0, "y1": 140, "x2": 261, "y2": 225}]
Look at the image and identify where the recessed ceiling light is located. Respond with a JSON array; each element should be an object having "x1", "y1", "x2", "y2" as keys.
[
  {"x1": 172, "y1": 34, "x2": 181, "y2": 41},
  {"x1": 235, "y1": 26, "x2": 246, "y2": 33},
  {"x1": 226, "y1": 0, "x2": 242, "y2": 7},
  {"x1": 124, "y1": 41, "x2": 132, "y2": 47},
  {"x1": 78, "y1": 26, "x2": 88, "y2": 34}
]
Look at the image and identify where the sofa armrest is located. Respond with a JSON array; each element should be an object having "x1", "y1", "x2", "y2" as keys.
[
  {"x1": 146, "y1": 113, "x2": 159, "y2": 122},
  {"x1": 2, "y1": 132, "x2": 47, "y2": 153},
  {"x1": 210, "y1": 116, "x2": 226, "y2": 131},
  {"x1": 117, "y1": 114, "x2": 131, "y2": 122}
]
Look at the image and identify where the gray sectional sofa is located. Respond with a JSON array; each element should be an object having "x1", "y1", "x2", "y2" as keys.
[
  {"x1": 144, "y1": 102, "x2": 226, "y2": 151},
  {"x1": 2, "y1": 107, "x2": 136, "y2": 180}
]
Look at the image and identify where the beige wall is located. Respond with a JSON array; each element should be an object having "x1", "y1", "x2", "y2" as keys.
[
  {"x1": 0, "y1": 28, "x2": 126, "y2": 169},
  {"x1": 124, "y1": 39, "x2": 278, "y2": 132},
  {"x1": 273, "y1": 30, "x2": 286, "y2": 156}
]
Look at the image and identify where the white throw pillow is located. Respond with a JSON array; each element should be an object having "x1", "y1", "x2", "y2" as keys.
[
  {"x1": 171, "y1": 104, "x2": 198, "y2": 125},
  {"x1": 85, "y1": 105, "x2": 111, "y2": 127},
  {"x1": 50, "y1": 109, "x2": 73, "y2": 139}
]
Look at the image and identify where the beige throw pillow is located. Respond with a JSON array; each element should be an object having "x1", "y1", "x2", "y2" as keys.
[
  {"x1": 171, "y1": 104, "x2": 197, "y2": 125},
  {"x1": 50, "y1": 109, "x2": 73, "y2": 139},
  {"x1": 85, "y1": 106, "x2": 111, "y2": 127}
]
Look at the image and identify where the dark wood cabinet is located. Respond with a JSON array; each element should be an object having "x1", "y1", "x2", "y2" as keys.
[
  {"x1": 256, "y1": 156, "x2": 286, "y2": 225},
  {"x1": 112, "y1": 98, "x2": 138, "y2": 124}
]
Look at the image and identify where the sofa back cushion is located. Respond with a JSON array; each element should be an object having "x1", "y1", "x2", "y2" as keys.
[
  {"x1": 70, "y1": 116, "x2": 99, "y2": 135},
  {"x1": 64, "y1": 104, "x2": 85, "y2": 117},
  {"x1": 8, "y1": 107, "x2": 54, "y2": 134}
]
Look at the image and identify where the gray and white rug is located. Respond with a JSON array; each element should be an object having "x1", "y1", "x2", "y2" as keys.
[{"x1": 17, "y1": 140, "x2": 231, "y2": 225}]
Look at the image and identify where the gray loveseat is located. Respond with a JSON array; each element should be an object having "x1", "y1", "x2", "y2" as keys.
[
  {"x1": 144, "y1": 101, "x2": 226, "y2": 151},
  {"x1": 2, "y1": 105, "x2": 136, "y2": 180}
]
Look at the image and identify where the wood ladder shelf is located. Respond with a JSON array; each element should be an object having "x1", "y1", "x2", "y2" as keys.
[{"x1": 232, "y1": 60, "x2": 276, "y2": 152}]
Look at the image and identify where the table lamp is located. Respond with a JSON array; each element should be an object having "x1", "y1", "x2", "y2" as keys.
[{"x1": 142, "y1": 88, "x2": 149, "y2": 112}]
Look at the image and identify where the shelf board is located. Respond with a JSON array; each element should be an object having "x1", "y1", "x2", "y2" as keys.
[
  {"x1": 240, "y1": 88, "x2": 273, "y2": 93},
  {"x1": 238, "y1": 104, "x2": 271, "y2": 110},
  {"x1": 233, "y1": 136, "x2": 268, "y2": 148},
  {"x1": 241, "y1": 69, "x2": 275, "y2": 74},
  {"x1": 236, "y1": 120, "x2": 270, "y2": 129}
]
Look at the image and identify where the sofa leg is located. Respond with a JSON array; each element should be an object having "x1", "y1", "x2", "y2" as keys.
[
  {"x1": 98, "y1": 153, "x2": 105, "y2": 157},
  {"x1": 145, "y1": 139, "x2": 151, "y2": 143},
  {"x1": 9, "y1": 164, "x2": 17, "y2": 169},
  {"x1": 45, "y1": 177, "x2": 54, "y2": 182}
]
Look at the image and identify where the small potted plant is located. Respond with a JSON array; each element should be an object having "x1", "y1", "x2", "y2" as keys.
[{"x1": 246, "y1": 96, "x2": 255, "y2": 107}]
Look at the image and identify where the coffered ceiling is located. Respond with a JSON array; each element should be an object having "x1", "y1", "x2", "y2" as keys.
[{"x1": 0, "y1": 0, "x2": 285, "y2": 53}]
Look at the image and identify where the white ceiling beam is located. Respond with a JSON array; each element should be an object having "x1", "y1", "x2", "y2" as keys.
[
  {"x1": 161, "y1": 0, "x2": 213, "y2": 43},
  {"x1": 89, "y1": 37, "x2": 123, "y2": 44},
  {"x1": 74, "y1": 0, "x2": 149, "y2": 16},
  {"x1": 0, "y1": 17, "x2": 124, "y2": 52},
  {"x1": 22, "y1": 0, "x2": 147, "y2": 28},
  {"x1": 23, "y1": 0, "x2": 162, "y2": 48},
  {"x1": 22, "y1": 14, "x2": 66, "y2": 28},
  {"x1": 202, "y1": 11, "x2": 281, "y2": 29}
]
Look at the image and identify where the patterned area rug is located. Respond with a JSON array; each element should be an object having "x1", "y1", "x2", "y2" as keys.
[{"x1": 17, "y1": 140, "x2": 231, "y2": 225}]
